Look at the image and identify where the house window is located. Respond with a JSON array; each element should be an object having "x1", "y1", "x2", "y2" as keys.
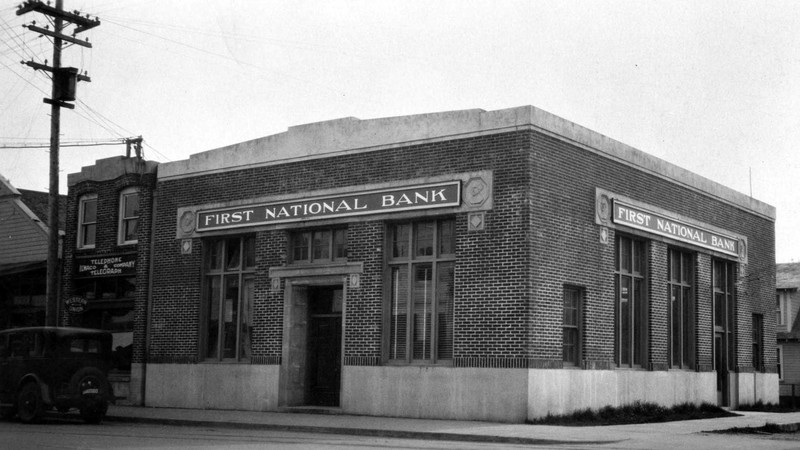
[
  {"x1": 752, "y1": 314, "x2": 763, "y2": 371},
  {"x1": 615, "y1": 235, "x2": 647, "y2": 368},
  {"x1": 290, "y1": 228, "x2": 347, "y2": 263},
  {"x1": 777, "y1": 346, "x2": 784, "y2": 381},
  {"x1": 668, "y1": 248, "x2": 694, "y2": 369},
  {"x1": 77, "y1": 194, "x2": 98, "y2": 249},
  {"x1": 118, "y1": 188, "x2": 139, "y2": 245},
  {"x1": 563, "y1": 286, "x2": 583, "y2": 366},
  {"x1": 203, "y1": 236, "x2": 255, "y2": 361},
  {"x1": 387, "y1": 219, "x2": 455, "y2": 363},
  {"x1": 777, "y1": 291, "x2": 789, "y2": 328}
]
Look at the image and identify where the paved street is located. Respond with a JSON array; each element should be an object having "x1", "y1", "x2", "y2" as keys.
[
  {"x1": 1, "y1": 411, "x2": 800, "y2": 450},
  {"x1": 0, "y1": 420, "x2": 542, "y2": 450}
]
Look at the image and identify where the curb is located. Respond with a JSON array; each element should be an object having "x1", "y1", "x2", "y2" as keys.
[{"x1": 104, "y1": 414, "x2": 622, "y2": 446}]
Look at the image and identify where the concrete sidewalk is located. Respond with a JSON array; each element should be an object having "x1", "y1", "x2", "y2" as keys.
[{"x1": 105, "y1": 405, "x2": 800, "y2": 449}]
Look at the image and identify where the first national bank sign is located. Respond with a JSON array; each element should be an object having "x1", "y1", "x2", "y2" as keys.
[
  {"x1": 613, "y1": 200, "x2": 740, "y2": 257},
  {"x1": 196, "y1": 181, "x2": 461, "y2": 232}
]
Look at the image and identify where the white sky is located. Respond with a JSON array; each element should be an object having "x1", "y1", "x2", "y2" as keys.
[{"x1": 1, "y1": 0, "x2": 798, "y2": 262}]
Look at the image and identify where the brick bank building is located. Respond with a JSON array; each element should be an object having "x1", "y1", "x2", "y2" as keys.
[{"x1": 65, "y1": 106, "x2": 777, "y2": 422}]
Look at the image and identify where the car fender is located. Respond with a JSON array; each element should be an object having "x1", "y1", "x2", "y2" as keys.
[{"x1": 17, "y1": 374, "x2": 53, "y2": 405}]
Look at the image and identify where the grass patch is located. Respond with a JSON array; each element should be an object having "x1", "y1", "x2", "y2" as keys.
[
  {"x1": 714, "y1": 423, "x2": 800, "y2": 435},
  {"x1": 737, "y1": 400, "x2": 800, "y2": 413},
  {"x1": 528, "y1": 401, "x2": 738, "y2": 426}
]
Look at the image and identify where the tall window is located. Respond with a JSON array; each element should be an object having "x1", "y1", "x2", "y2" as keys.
[
  {"x1": 77, "y1": 194, "x2": 98, "y2": 249},
  {"x1": 777, "y1": 346, "x2": 784, "y2": 381},
  {"x1": 752, "y1": 314, "x2": 763, "y2": 371},
  {"x1": 562, "y1": 286, "x2": 582, "y2": 366},
  {"x1": 713, "y1": 259, "x2": 736, "y2": 374},
  {"x1": 118, "y1": 188, "x2": 140, "y2": 245},
  {"x1": 387, "y1": 219, "x2": 455, "y2": 364},
  {"x1": 203, "y1": 236, "x2": 255, "y2": 361},
  {"x1": 290, "y1": 228, "x2": 347, "y2": 263},
  {"x1": 668, "y1": 248, "x2": 694, "y2": 369},
  {"x1": 615, "y1": 235, "x2": 647, "y2": 368}
]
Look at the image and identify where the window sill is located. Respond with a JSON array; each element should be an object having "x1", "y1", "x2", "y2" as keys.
[
  {"x1": 383, "y1": 360, "x2": 454, "y2": 367},
  {"x1": 200, "y1": 359, "x2": 251, "y2": 364}
]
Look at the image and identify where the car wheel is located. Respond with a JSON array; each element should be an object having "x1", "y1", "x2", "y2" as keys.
[
  {"x1": 17, "y1": 382, "x2": 44, "y2": 424},
  {"x1": 70, "y1": 368, "x2": 109, "y2": 424}
]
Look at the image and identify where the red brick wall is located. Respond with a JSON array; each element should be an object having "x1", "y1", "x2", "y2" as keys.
[
  {"x1": 527, "y1": 131, "x2": 776, "y2": 372},
  {"x1": 150, "y1": 131, "x2": 533, "y2": 364},
  {"x1": 62, "y1": 170, "x2": 156, "y2": 365},
  {"x1": 148, "y1": 128, "x2": 775, "y2": 374}
]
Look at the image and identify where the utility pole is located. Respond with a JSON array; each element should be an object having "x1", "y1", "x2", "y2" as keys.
[{"x1": 17, "y1": 0, "x2": 100, "y2": 327}]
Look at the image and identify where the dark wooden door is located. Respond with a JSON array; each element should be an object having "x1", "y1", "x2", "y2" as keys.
[
  {"x1": 307, "y1": 286, "x2": 343, "y2": 407},
  {"x1": 308, "y1": 315, "x2": 341, "y2": 406}
]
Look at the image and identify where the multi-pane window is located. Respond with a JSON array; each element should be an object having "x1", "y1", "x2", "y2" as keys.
[
  {"x1": 118, "y1": 188, "x2": 139, "y2": 245},
  {"x1": 615, "y1": 235, "x2": 647, "y2": 368},
  {"x1": 713, "y1": 259, "x2": 736, "y2": 373},
  {"x1": 752, "y1": 314, "x2": 763, "y2": 371},
  {"x1": 78, "y1": 194, "x2": 98, "y2": 249},
  {"x1": 562, "y1": 286, "x2": 582, "y2": 366},
  {"x1": 668, "y1": 248, "x2": 694, "y2": 369},
  {"x1": 387, "y1": 219, "x2": 455, "y2": 363},
  {"x1": 203, "y1": 236, "x2": 255, "y2": 361},
  {"x1": 290, "y1": 228, "x2": 347, "y2": 263}
]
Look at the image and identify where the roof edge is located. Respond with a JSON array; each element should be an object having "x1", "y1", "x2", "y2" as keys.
[{"x1": 158, "y1": 106, "x2": 775, "y2": 220}]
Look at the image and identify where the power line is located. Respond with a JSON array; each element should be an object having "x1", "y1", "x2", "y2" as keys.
[
  {"x1": 99, "y1": 16, "x2": 375, "y2": 103},
  {"x1": 0, "y1": 138, "x2": 133, "y2": 149}
]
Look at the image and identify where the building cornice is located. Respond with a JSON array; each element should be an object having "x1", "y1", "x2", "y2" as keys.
[{"x1": 158, "y1": 106, "x2": 775, "y2": 221}]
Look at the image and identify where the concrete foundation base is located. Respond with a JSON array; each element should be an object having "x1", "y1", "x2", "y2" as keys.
[
  {"x1": 342, "y1": 365, "x2": 528, "y2": 422},
  {"x1": 527, "y1": 369, "x2": 717, "y2": 418},
  {"x1": 145, "y1": 363, "x2": 280, "y2": 410},
  {"x1": 734, "y1": 372, "x2": 779, "y2": 407},
  {"x1": 144, "y1": 364, "x2": 779, "y2": 422}
]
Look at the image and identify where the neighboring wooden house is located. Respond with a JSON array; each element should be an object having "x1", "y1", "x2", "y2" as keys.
[
  {"x1": 0, "y1": 174, "x2": 65, "y2": 329},
  {"x1": 777, "y1": 262, "x2": 800, "y2": 399}
]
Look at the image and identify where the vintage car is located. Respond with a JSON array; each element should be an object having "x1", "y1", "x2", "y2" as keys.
[{"x1": 0, "y1": 327, "x2": 115, "y2": 424}]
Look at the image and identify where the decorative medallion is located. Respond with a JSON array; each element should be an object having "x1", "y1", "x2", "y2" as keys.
[
  {"x1": 464, "y1": 177, "x2": 490, "y2": 207},
  {"x1": 596, "y1": 194, "x2": 611, "y2": 224},
  {"x1": 349, "y1": 273, "x2": 361, "y2": 289},
  {"x1": 180, "y1": 210, "x2": 196, "y2": 234},
  {"x1": 468, "y1": 211, "x2": 486, "y2": 231},
  {"x1": 271, "y1": 277, "x2": 281, "y2": 293},
  {"x1": 738, "y1": 238, "x2": 747, "y2": 260},
  {"x1": 181, "y1": 239, "x2": 193, "y2": 255},
  {"x1": 600, "y1": 227, "x2": 609, "y2": 245}
]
